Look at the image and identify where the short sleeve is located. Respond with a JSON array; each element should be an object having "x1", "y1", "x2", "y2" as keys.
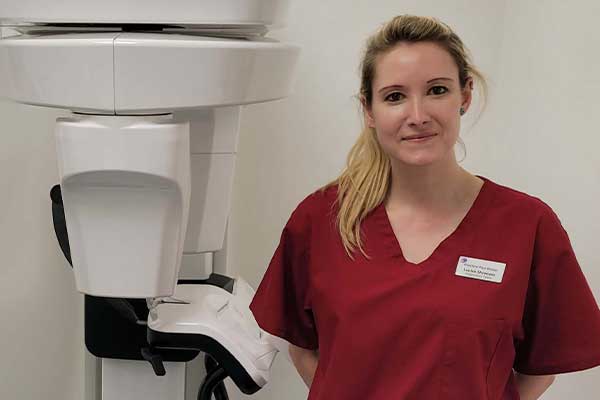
[
  {"x1": 513, "y1": 204, "x2": 600, "y2": 375},
  {"x1": 249, "y1": 203, "x2": 319, "y2": 351}
]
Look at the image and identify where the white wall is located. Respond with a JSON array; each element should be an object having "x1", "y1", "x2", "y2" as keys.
[
  {"x1": 1, "y1": 0, "x2": 599, "y2": 399},
  {"x1": 226, "y1": 0, "x2": 600, "y2": 399},
  {"x1": 0, "y1": 100, "x2": 90, "y2": 399}
]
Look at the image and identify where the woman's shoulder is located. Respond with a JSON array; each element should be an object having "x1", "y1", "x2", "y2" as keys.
[
  {"x1": 484, "y1": 176, "x2": 559, "y2": 220},
  {"x1": 289, "y1": 182, "x2": 340, "y2": 224}
]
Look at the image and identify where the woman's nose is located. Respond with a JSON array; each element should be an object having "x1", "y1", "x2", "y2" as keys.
[{"x1": 405, "y1": 98, "x2": 432, "y2": 126}]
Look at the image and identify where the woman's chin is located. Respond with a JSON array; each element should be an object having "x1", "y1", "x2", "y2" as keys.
[{"x1": 392, "y1": 153, "x2": 441, "y2": 167}]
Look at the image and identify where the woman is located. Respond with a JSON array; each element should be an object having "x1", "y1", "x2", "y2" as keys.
[{"x1": 249, "y1": 14, "x2": 600, "y2": 399}]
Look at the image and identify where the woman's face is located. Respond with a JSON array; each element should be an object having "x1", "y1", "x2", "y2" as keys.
[{"x1": 364, "y1": 41, "x2": 472, "y2": 167}]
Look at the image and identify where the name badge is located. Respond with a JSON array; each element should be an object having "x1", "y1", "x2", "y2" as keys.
[{"x1": 455, "y1": 256, "x2": 506, "y2": 283}]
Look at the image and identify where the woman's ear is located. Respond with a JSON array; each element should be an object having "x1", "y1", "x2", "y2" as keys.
[
  {"x1": 360, "y1": 95, "x2": 375, "y2": 128},
  {"x1": 461, "y1": 77, "x2": 473, "y2": 113}
]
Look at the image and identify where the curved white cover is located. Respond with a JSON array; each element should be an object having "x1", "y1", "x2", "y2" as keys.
[
  {"x1": 148, "y1": 280, "x2": 279, "y2": 387},
  {"x1": 56, "y1": 115, "x2": 191, "y2": 298},
  {"x1": 0, "y1": 0, "x2": 289, "y2": 27},
  {"x1": 0, "y1": 33, "x2": 300, "y2": 114}
]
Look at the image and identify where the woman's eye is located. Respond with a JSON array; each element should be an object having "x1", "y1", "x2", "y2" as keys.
[
  {"x1": 385, "y1": 92, "x2": 403, "y2": 102},
  {"x1": 385, "y1": 86, "x2": 448, "y2": 102},
  {"x1": 431, "y1": 85, "x2": 448, "y2": 95}
]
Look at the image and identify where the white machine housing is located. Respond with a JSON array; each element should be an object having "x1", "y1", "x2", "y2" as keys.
[
  {"x1": 0, "y1": 0, "x2": 288, "y2": 26},
  {"x1": 0, "y1": 0, "x2": 299, "y2": 299},
  {"x1": 0, "y1": 3, "x2": 298, "y2": 396}
]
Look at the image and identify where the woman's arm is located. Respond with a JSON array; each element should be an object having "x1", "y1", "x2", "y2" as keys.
[
  {"x1": 514, "y1": 371, "x2": 555, "y2": 400},
  {"x1": 289, "y1": 343, "x2": 319, "y2": 388}
]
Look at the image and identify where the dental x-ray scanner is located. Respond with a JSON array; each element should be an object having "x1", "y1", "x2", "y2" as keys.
[{"x1": 0, "y1": 1, "x2": 300, "y2": 399}]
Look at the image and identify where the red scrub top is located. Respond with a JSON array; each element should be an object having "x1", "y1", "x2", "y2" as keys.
[{"x1": 249, "y1": 175, "x2": 600, "y2": 399}]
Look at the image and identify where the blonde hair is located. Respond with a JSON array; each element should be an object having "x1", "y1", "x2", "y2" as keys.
[{"x1": 317, "y1": 14, "x2": 489, "y2": 261}]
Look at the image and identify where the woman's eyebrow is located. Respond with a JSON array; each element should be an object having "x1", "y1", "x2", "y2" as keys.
[{"x1": 378, "y1": 77, "x2": 453, "y2": 93}]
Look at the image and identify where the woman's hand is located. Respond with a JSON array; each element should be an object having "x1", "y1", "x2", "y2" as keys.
[
  {"x1": 514, "y1": 371, "x2": 555, "y2": 400},
  {"x1": 289, "y1": 343, "x2": 320, "y2": 388}
]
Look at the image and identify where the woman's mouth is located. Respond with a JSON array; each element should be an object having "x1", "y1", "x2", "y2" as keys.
[{"x1": 402, "y1": 134, "x2": 437, "y2": 142}]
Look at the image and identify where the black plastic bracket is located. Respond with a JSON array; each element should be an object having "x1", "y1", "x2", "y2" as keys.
[{"x1": 141, "y1": 347, "x2": 166, "y2": 376}]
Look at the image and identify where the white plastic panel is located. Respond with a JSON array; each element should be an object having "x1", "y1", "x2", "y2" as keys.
[
  {"x1": 102, "y1": 359, "x2": 185, "y2": 400},
  {"x1": 0, "y1": 33, "x2": 116, "y2": 113},
  {"x1": 184, "y1": 153, "x2": 236, "y2": 253},
  {"x1": 0, "y1": 33, "x2": 300, "y2": 114},
  {"x1": 114, "y1": 33, "x2": 300, "y2": 114},
  {"x1": 56, "y1": 115, "x2": 191, "y2": 298},
  {"x1": 0, "y1": 0, "x2": 289, "y2": 27},
  {"x1": 178, "y1": 253, "x2": 212, "y2": 280},
  {"x1": 177, "y1": 107, "x2": 240, "y2": 254},
  {"x1": 176, "y1": 107, "x2": 241, "y2": 154}
]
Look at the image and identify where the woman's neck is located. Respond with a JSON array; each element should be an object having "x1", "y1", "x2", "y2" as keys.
[{"x1": 384, "y1": 163, "x2": 480, "y2": 217}]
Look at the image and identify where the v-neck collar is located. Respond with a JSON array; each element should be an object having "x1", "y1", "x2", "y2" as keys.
[{"x1": 371, "y1": 174, "x2": 494, "y2": 267}]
